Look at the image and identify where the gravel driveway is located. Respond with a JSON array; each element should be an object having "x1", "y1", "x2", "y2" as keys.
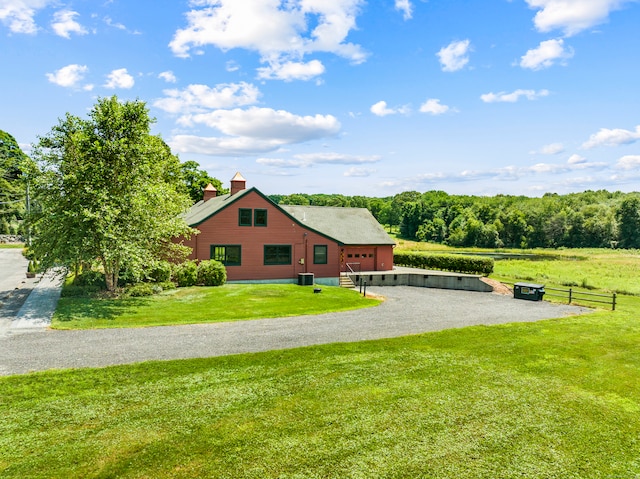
[{"x1": 0, "y1": 286, "x2": 590, "y2": 376}]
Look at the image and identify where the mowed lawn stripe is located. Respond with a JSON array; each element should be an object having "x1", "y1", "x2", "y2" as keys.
[{"x1": 52, "y1": 284, "x2": 381, "y2": 330}]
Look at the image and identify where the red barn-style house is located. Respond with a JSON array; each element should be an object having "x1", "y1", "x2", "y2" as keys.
[{"x1": 179, "y1": 173, "x2": 395, "y2": 285}]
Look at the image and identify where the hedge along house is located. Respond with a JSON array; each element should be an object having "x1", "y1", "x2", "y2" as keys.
[{"x1": 179, "y1": 173, "x2": 395, "y2": 286}]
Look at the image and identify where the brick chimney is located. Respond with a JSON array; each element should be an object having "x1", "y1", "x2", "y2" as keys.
[
  {"x1": 230, "y1": 172, "x2": 247, "y2": 195},
  {"x1": 203, "y1": 183, "x2": 217, "y2": 201}
]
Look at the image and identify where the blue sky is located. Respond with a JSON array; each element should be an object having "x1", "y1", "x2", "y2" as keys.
[{"x1": 1, "y1": 0, "x2": 639, "y2": 197}]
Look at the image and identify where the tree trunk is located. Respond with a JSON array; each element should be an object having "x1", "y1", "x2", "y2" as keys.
[{"x1": 103, "y1": 259, "x2": 120, "y2": 292}]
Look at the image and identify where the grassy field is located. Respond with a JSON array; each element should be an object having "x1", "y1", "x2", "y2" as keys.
[
  {"x1": 2, "y1": 246, "x2": 640, "y2": 477},
  {"x1": 1, "y1": 306, "x2": 639, "y2": 478},
  {"x1": 491, "y1": 248, "x2": 640, "y2": 296},
  {"x1": 52, "y1": 283, "x2": 380, "y2": 329},
  {"x1": 395, "y1": 238, "x2": 640, "y2": 296}
]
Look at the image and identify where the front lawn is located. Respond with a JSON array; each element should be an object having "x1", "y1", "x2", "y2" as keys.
[
  {"x1": 52, "y1": 283, "x2": 380, "y2": 329},
  {"x1": 2, "y1": 304, "x2": 639, "y2": 478}
]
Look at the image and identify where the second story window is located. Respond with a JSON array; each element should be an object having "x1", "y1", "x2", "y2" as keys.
[
  {"x1": 239, "y1": 208, "x2": 252, "y2": 226},
  {"x1": 254, "y1": 209, "x2": 267, "y2": 227}
]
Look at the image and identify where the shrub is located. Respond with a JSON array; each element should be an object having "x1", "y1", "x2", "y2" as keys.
[
  {"x1": 394, "y1": 251, "x2": 494, "y2": 275},
  {"x1": 197, "y1": 260, "x2": 227, "y2": 286},
  {"x1": 172, "y1": 260, "x2": 198, "y2": 287},
  {"x1": 22, "y1": 247, "x2": 37, "y2": 261},
  {"x1": 74, "y1": 269, "x2": 106, "y2": 288},
  {"x1": 147, "y1": 260, "x2": 172, "y2": 283},
  {"x1": 125, "y1": 283, "x2": 155, "y2": 297},
  {"x1": 157, "y1": 281, "x2": 176, "y2": 291},
  {"x1": 117, "y1": 266, "x2": 142, "y2": 287}
]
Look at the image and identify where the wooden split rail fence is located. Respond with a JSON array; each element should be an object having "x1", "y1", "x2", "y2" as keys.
[
  {"x1": 506, "y1": 283, "x2": 617, "y2": 311},
  {"x1": 544, "y1": 287, "x2": 617, "y2": 311}
]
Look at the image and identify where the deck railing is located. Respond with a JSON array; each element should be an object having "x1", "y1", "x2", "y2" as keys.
[{"x1": 346, "y1": 262, "x2": 361, "y2": 274}]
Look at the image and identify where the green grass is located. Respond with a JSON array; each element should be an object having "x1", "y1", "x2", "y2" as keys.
[
  {"x1": 52, "y1": 284, "x2": 381, "y2": 329},
  {"x1": 0, "y1": 243, "x2": 24, "y2": 249},
  {"x1": 2, "y1": 304, "x2": 640, "y2": 478},
  {"x1": 491, "y1": 248, "x2": 640, "y2": 296},
  {"x1": 3, "y1": 247, "x2": 640, "y2": 477}
]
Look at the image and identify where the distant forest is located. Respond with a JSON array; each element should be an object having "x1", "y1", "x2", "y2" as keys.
[{"x1": 270, "y1": 190, "x2": 640, "y2": 249}]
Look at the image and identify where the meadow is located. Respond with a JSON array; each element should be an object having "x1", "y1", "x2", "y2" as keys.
[{"x1": 1, "y1": 246, "x2": 639, "y2": 478}]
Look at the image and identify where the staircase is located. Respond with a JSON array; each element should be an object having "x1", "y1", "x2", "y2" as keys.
[{"x1": 339, "y1": 272, "x2": 355, "y2": 288}]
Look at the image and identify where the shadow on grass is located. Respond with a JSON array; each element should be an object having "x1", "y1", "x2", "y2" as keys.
[{"x1": 55, "y1": 296, "x2": 152, "y2": 322}]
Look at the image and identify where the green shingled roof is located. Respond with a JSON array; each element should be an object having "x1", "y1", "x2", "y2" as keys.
[
  {"x1": 280, "y1": 205, "x2": 395, "y2": 246},
  {"x1": 183, "y1": 187, "x2": 395, "y2": 246},
  {"x1": 183, "y1": 188, "x2": 253, "y2": 226}
]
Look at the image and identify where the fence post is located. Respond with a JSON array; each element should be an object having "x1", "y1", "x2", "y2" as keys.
[
  {"x1": 613, "y1": 293, "x2": 616, "y2": 311},
  {"x1": 359, "y1": 277, "x2": 362, "y2": 294},
  {"x1": 568, "y1": 288, "x2": 572, "y2": 304},
  {"x1": 363, "y1": 281, "x2": 367, "y2": 298}
]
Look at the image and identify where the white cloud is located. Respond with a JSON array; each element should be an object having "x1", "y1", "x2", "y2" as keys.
[
  {"x1": 520, "y1": 38, "x2": 574, "y2": 70},
  {"x1": 294, "y1": 152, "x2": 380, "y2": 165},
  {"x1": 523, "y1": 156, "x2": 606, "y2": 175},
  {"x1": 154, "y1": 82, "x2": 261, "y2": 115},
  {"x1": 436, "y1": 39, "x2": 471, "y2": 72},
  {"x1": 104, "y1": 16, "x2": 125, "y2": 30},
  {"x1": 51, "y1": 10, "x2": 87, "y2": 38},
  {"x1": 528, "y1": 162, "x2": 567, "y2": 174},
  {"x1": 525, "y1": 0, "x2": 632, "y2": 36},
  {"x1": 186, "y1": 107, "x2": 339, "y2": 140},
  {"x1": 103, "y1": 68, "x2": 134, "y2": 89},
  {"x1": 344, "y1": 167, "x2": 376, "y2": 177},
  {"x1": 370, "y1": 100, "x2": 410, "y2": 117},
  {"x1": 169, "y1": 0, "x2": 367, "y2": 80},
  {"x1": 615, "y1": 155, "x2": 640, "y2": 170},
  {"x1": 536, "y1": 142, "x2": 565, "y2": 155},
  {"x1": 169, "y1": 107, "x2": 341, "y2": 156},
  {"x1": 45, "y1": 64, "x2": 88, "y2": 88},
  {"x1": 158, "y1": 71, "x2": 177, "y2": 83},
  {"x1": 404, "y1": 156, "x2": 608, "y2": 189},
  {"x1": 480, "y1": 89, "x2": 550, "y2": 103},
  {"x1": 370, "y1": 101, "x2": 395, "y2": 117},
  {"x1": 257, "y1": 59, "x2": 325, "y2": 82},
  {"x1": 256, "y1": 158, "x2": 301, "y2": 168},
  {"x1": 395, "y1": 0, "x2": 413, "y2": 20},
  {"x1": 170, "y1": 135, "x2": 285, "y2": 156},
  {"x1": 257, "y1": 152, "x2": 380, "y2": 169},
  {"x1": 568, "y1": 154, "x2": 587, "y2": 164},
  {"x1": 0, "y1": 0, "x2": 50, "y2": 34},
  {"x1": 582, "y1": 125, "x2": 640, "y2": 148},
  {"x1": 103, "y1": 15, "x2": 140, "y2": 34},
  {"x1": 226, "y1": 60, "x2": 240, "y2": 72},
  {"x1": 419, "y1": 99, "x2": 450, "y2": 115}
]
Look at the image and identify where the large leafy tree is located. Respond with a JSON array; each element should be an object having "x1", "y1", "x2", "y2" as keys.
[
  {"x1": 180, "y1": 160, "x2": 227, "y2": 203},
  {"x1": 0, "y1": 130, "x2": 35, "y2": 235},
  {"x1": 31, "y1": 96, "x2": 193, "y2": 290}
]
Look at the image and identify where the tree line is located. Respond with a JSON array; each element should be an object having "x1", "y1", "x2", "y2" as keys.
[{"x1": 271, "y1": 190, "x2": 640, "y2": 249}]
